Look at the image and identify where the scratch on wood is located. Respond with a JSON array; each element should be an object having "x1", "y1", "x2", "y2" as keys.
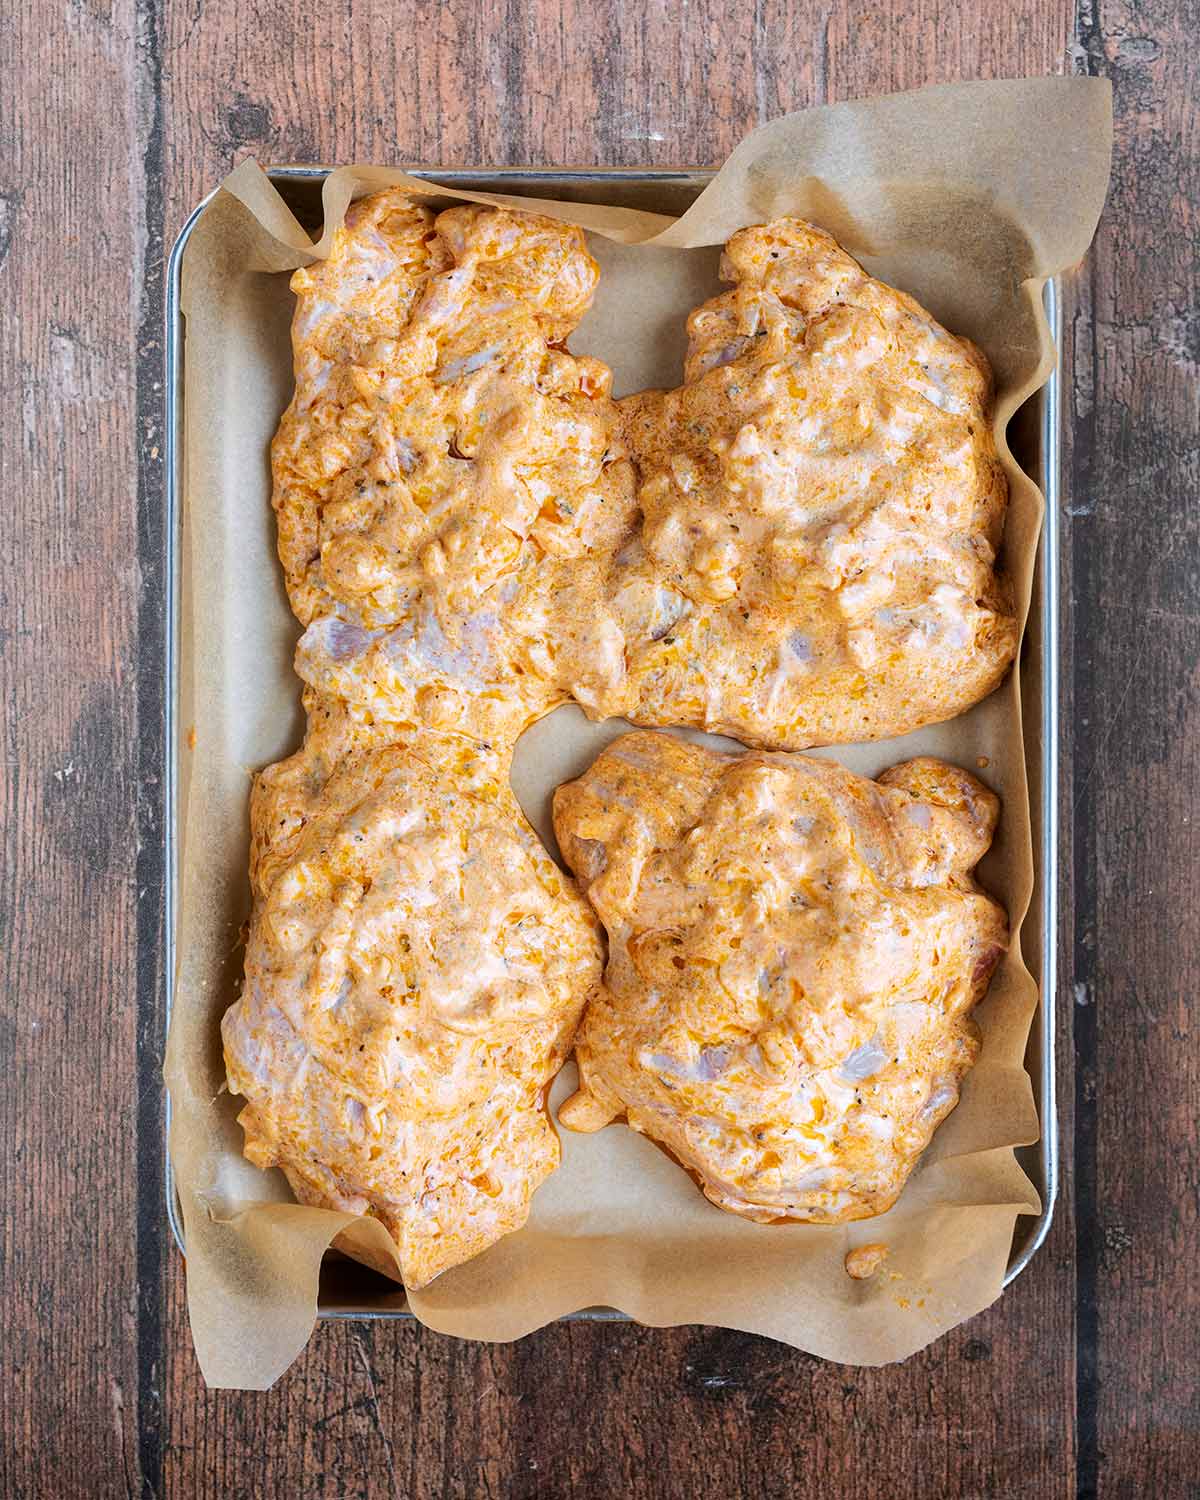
[
  {"x1": 352, "y1": 1330, "x2": 401, "y2": 1493},
  {"x1": 0, "y1": 190, "x2": 17, "y2": 271}
]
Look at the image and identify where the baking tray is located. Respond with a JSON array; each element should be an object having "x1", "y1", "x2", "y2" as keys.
[{"x1": 162, "y1": 166, "x2": 1060, "y2": 1320}]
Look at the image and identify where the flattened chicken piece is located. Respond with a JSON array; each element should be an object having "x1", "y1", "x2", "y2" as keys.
[
  {"x1": 223, "y1": 707, "x2": 603, "y2": 1288},
  {"x1": 272, "y1": 190, "x2": 637, "y2": 744},
  {"x1": 576, "y1": 217, "x2": 1017, "y2": 747},
  {"x1": 554, "y1": 730, "x2": 1007, "y2": 1224}
]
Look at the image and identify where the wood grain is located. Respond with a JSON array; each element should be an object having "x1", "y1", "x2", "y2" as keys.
[
  {"x1": 2, "y1": 0, "x2": 1197, "y2": 1494},
  {"x1": 0, "y1": 0, "x2": 149, "y2": 1492},
  {"x1": 1065, "y1": 0, "x2": 1200, "y2": 1493}
]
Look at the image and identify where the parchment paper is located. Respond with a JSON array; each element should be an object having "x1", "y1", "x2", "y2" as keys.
[{"x1": 166, "y1": 79, "x2": 1112, "y2": 1388}]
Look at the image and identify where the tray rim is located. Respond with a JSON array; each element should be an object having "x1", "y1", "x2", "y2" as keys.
[{"x1": 161, "y1": 164, "x2": 1060, "y2": 1320}]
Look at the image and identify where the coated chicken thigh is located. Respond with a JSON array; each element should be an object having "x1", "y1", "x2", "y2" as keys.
[
  {"x1": 223, "y1": 701, "x2": 602, "y2": 1287},
  {"x1": 270, "y1": 189, "x2": 637, "y2": 745},
  {"x1": 554, "y1": 731, "x2": 1008, "y2": 1223},
  {"x1": 575, "y1": 218, "x2": 1017, "y2": 747}
]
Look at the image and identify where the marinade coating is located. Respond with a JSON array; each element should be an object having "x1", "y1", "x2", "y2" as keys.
[
  {"x1": 553, "y1": 730, "x2": 1007, "y2": 1223},
  {"x1": 226, "y1": 195, "x2": 1019, "y2": 1280},
  {"x1": 270, "y1": 190, "x2": 637, "y2": 745},
  {"x1": 224, "y1": 702, "x2": 603, "y2": 1288},
  {"x1": 575, "y1": 218, "x2": 1017, "y2": 746}
]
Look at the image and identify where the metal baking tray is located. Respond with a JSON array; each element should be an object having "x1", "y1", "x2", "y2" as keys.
[{"x1": 162, "y1": 166, "x2": 1060, "y2": 1320}]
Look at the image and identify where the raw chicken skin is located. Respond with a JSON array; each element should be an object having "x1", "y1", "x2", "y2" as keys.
[{"x1": 554, "y1": 731, "x2": 1007, "y2": 1223}]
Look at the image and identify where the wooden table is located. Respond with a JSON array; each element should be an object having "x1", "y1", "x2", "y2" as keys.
[{"x1": 3, "y1": 0, "x2": 1195, "y2": 1494}]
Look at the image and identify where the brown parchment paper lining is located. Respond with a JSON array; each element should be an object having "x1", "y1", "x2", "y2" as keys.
[{"x1": 166, "y1": 79, "x2": 1112, "y2": 1388}]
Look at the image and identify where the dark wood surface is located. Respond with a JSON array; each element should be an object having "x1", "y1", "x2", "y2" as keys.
[{"x1": 1, "y1": 0, "x2": 1195, "y2": 1495}]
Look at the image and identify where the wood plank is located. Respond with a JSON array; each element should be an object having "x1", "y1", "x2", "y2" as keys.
[
  {"x1": 1068, "y1": 0, "x2": 1200, "y2": 1492},
  {"x1": 160, "y1": 1257, "x2": 1077, "y2": 1500},
  {"x1": 157, "y1": 0, "x2": 1074, "y2": 234},
  {"x1": 151, "y1": 4, "x2": 1078, "y2": 1498},
  {"x1": 0, "y1": 0, "x2": 149, "y2": 1495}
]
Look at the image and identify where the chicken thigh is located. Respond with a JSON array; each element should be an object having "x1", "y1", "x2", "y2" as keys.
[
  {"x1": 576, "y1": 218, "x2": 1017, "y2": 746},
  {"x1": 554, "y1": 730, "x2": 1007, "y2": 1223}
]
